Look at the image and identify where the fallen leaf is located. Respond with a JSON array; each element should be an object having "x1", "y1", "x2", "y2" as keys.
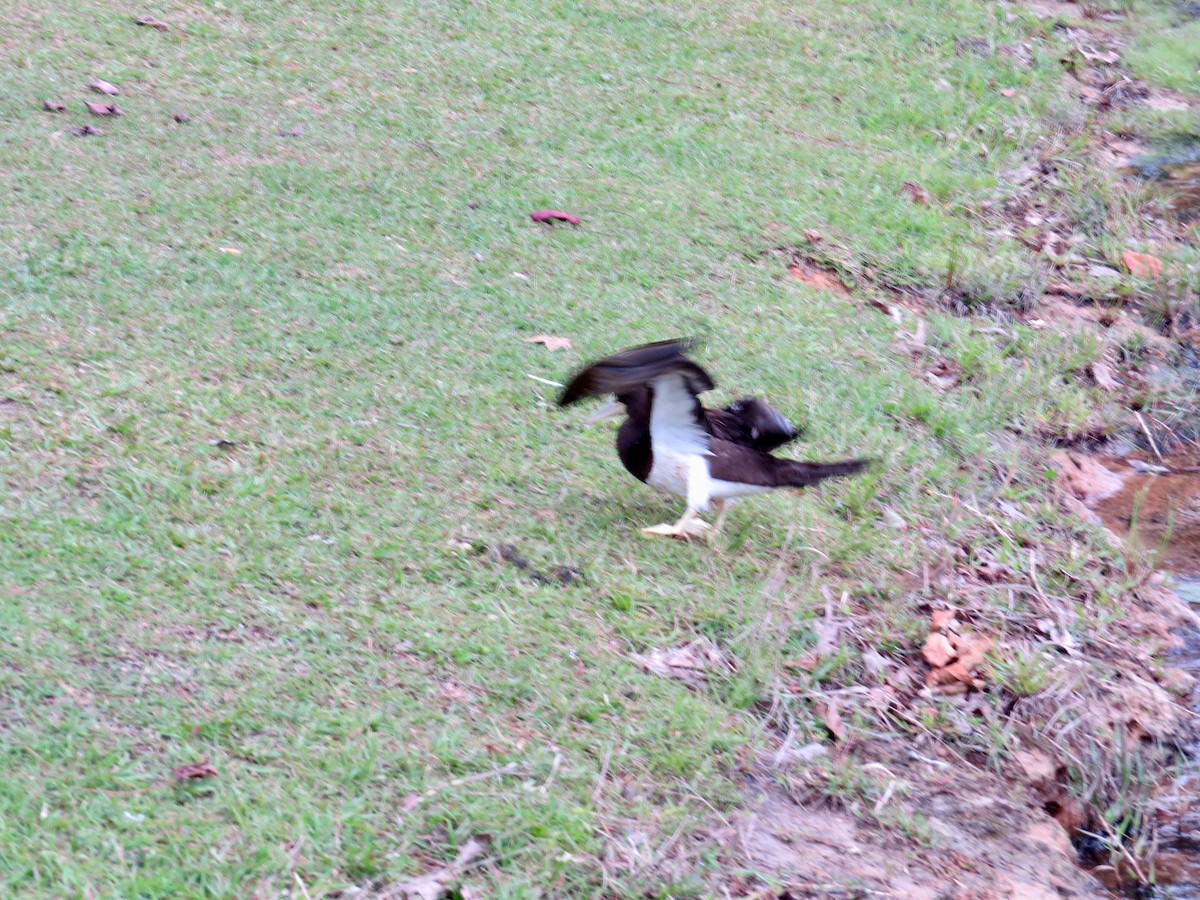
[
  {"x1": 930, "y1": 609, "x2": 957, "y2": 632},
  {"x1": 89, "y1": 79, "x2": 120, "y2": 96},
  {"x1": 788, "y1": 260, "x2": 850, "y2": 296},
  {"x1": 817, "y1": 700, "x2": 846, "y2": 741},
  {"x1": 278, "y1": 125, "x2": 302, "y2": 137},
  {"x1": 68, "y1": 124, "x2": 102, "y2": 137},
  {"x1": 995, "y1": 499, "x2": 1029, "y2": 521},
  {"x1": 135, "y1": 15, "x2": 171, "y2": 30},
  {"x1": 862, "y1": 648, "x2": 891, "y2": 680},
  {"x1": 975, "y1": 560, "x2": 1011, "y2": 583},
  {"x1": 173, "y1": 761, "x2": 218, "y2": 780},
  {"x1": 901, "y1": 181, "x2": 931, "y2": 205},
  {"x1": 529, "y1": 209, "x2": 581, "y2": 226},
  {"x1": 173, "y1": 112, "x2": 191, "y2": 123},
  {"x1": 84, "y1": 100, "x2": 122, "y2": 116},
  {"x1": 525, "y1": 335, "x2": 572, "y2": 352},
  {"x1": 632, "y1": 639, "x2": 735, "y2": 688},
  {"x1": 813, "y1": 617, "x2": 841, "y2": 657},
  {"x1": 42, "y1": 99, "x2": 66, "y2": 112},
  {"x1": 783, "y1": 653, "x2": 820, "y2": 671},
  {"x1": 922, "y1": 632, "x2": 956, "y2": 668},
  {"x1": 803, "y1": 229, "x2": 823, "y2": 243},
  {"x1": 1121, "y1": 251, "x2": 1163, "y2": 279},
  {"x1": 1090, "y1": 360, "x2": 1120, "y2": 391},
  {"x1": 999, "y1": 88, "x2": 1018, "y2": 98},
  {"x1": 393, "y1": 835, "x2": 492, "y2": 900},
  {"x1": 219, "y1": 246, "x2": 242, "y2": 255},
  {"x1": 925, "y1": 356, "x2": 961, "y2": 390}
]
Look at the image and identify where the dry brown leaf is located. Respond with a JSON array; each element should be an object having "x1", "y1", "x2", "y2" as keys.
[
  {"x1": 525, "y1": 335, "x2": 572, "y2": 352},
  {"x1": 813, "y1": 618, "x2": 841, "y2": 657},
  {"x1": 69, "y1": 124, "x2": 102, "y2": 137},
  {"x1": 1121, "y1": 250, "x2": 1163, "y2": 279},
  {"x1": 925, "y1": 356, "x2": 961, "y2": 390},
  {"x1": 173, "y1": 761, "x2": 218, "y2": 780},
  {"x1": 999, "y1": 88, "x2": 1018, "y2": 98},
  {"x1": 89, "y1": 79, "x2": 120, "y2": 96},
  {"x1": 632, "y1": 639, "x2": 734, "y2": 687},
  {"x1": 862, "y1": 648, "x2": 891, "y2": 680},
  {"x1": 955, "y1": 635, "x2": 992, "y2": 671},
  {"x1": 930, "y1": 609, "x2": 957, "y2": 632},
  {"x1": 922, "y1": 632, "x2": 956, "y2": 668},
  {"x1": 43, "y1": 99, "x2": 66, "y2": 112},
  {"x1": 392, "y1": 835, "x2": 491, "y2": 900},
  {"x1": 783, "y1": 653, "x2": 820, "y2": 672},
  {"x1": 1091, "y1": 360, "x2": 1120, "y2": 391},
  {"x1": 901, "y1": 181, "x2": 931, "y2": 205},
  {"x1": 84, "y1": 100, "x2": 122, "y2": 116},
  {"x1": 975, "y1": 560, "x2": 1011, "y2": 583},
  {"x1": 803, "y1": 229, "x2": 823, "y2": 243},
  {"x1": 817, "y1": 700, "x2": 846, "y2": 741},
  {"x1": 173, "y1": 112, "x2": 191, "y2": 123},
  {"x1": 135, "y1": 15, "x2": 171, "y2": 30}
]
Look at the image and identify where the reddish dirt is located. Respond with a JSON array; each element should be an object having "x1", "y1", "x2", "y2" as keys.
[{"x1": 1092, "y1": 455, "x2": 1200, "y2": 575}]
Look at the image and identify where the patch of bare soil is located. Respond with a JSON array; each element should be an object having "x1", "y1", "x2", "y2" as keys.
[
  {"x1": 731, "y1": 775, "x2": 1097, "y2": 898},
  {"x1": 1091, "y1": 454, "x2": 1200, "y2": 576}
]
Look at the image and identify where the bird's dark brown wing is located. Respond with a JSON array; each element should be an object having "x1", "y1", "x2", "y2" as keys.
[
  {"x1": 558, "y1": 339, "x2": 715, "y2": 406},
  {"x1": 707, "y1": 398, "x2": 801, "y2": 452},
  {"x1": 707, "y1": 438, "x2": 871, "y2": 488}
]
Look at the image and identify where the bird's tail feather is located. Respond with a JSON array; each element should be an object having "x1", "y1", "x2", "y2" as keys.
[{"x1": 774, "y1": 457, "x2": 872, "y2": 488}]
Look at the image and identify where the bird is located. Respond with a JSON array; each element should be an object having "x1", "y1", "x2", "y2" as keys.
[{"x1": 559, "y1": 339, "x2": 871, "y2": 539}]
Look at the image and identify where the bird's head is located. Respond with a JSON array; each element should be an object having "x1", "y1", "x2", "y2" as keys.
[{"x1": 584, "y1": 397, "x2": 628, "y2": 425}]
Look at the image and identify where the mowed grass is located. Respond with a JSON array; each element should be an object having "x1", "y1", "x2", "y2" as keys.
[{"x1": 0, "y1": 0, "x2": 1140, "y2": 896}]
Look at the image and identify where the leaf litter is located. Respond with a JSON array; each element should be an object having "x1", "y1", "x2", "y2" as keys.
[
  {"x1": 524, "y1": 335, "x2": 572, "y2": 352},
  {"x1": 387, "y1": 835, "x2": 492, "y2": 900},
  {"x1": 88, "y1": 80, "x2": 120, "y2": 96},
  {"x1": 632, "y1": 638, "x2": 736, "y2": 689},
  {"x1": 84, "y1": 100, "x2": 123, "y2": 116}
]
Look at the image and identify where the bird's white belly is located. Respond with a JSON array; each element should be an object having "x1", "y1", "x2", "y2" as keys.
[
  {"x1": 647, "y1": 447, "x2": 711, "y2": 509},
  {"x1": 709, "y1": 478, "x2": 775, "y2": 500}
]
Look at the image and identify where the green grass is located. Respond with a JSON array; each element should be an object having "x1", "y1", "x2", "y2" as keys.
[
  {"x1": 0, "y1": 0, "x2": 1189, "y2": 896},
  {"x1": 1127, "y1": 9, "x2": 1200, "y2": 94}
]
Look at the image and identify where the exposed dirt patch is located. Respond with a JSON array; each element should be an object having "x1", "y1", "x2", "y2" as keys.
[
  {"x1": 734, "y1": 773, "x2": 1099, "y2": 898},
  {"x1": 787, "y1": 258, "x2": 851, "y2": 297},
  {"x1": 1091, "y1": 454, "x2": 1200, "y2": 575}
]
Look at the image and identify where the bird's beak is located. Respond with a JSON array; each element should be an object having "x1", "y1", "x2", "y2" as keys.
[{"x1": 585, "y1": 399, "x2": 627, "y2": 425}]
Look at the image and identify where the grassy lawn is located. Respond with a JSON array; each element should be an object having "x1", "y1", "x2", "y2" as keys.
[{"x1": 0, "y1": 0, "x2": 1185, "y2": 896}]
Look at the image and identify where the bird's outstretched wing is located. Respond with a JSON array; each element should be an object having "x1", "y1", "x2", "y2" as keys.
[
  {"x1": 558, "y1": 339, "x2": 715, "y2": 407},
  {"x1": 708, "y1": 398, "x2": 802, "y2": 452}
]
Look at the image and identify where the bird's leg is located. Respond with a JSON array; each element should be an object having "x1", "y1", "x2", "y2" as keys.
[
  {"x1": 709, "y1": 499, "x2": 728, "y2": 539},
  {"x1": 642, "y1": 507, "x2": 712, "y2": 540}
]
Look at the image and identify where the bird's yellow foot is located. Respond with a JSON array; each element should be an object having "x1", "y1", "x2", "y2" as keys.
[{"x1": 641, "y1": 518, "x2": 713, "y2": 541}]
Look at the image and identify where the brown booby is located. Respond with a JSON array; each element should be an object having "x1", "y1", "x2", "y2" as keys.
[{"x1": 559, "y1": 339, "x2": 871, "y2": 539}]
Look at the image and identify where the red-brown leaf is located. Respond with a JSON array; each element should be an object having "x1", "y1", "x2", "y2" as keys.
[
  {"x1": 173, "y1": 762, "x2": 218, "y2": 780},
  {"x1": 135, "y1": 15, "x2": 171, "y2": 30},
  {"x1": 922, "y1": 632, "x2": 956, "y2": 668},
  {"x1": 525, "y1": 334, "x2": 572, "y2": 352},
  {"x1": 43, "y1": 100, "x2": 67, "y2": 112},
  {"x1": 901, "y1": 181, "x2": 931, "y2": 205},
  {"x1": 68, "y1": 124, "x2": 103, "y2": 137},
  {"x1": 817, "y1": 700, "x2": 846, "y2": 741},
  {"x1": 1121, "y1": 251, "x2": 1163, "y2": 279},
  {"x1": 89, "y1": 80, "x2": 120, "y2": 96},
  {"x1": 84, "y1": 100, "x2": 122, "y2": 116}
]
